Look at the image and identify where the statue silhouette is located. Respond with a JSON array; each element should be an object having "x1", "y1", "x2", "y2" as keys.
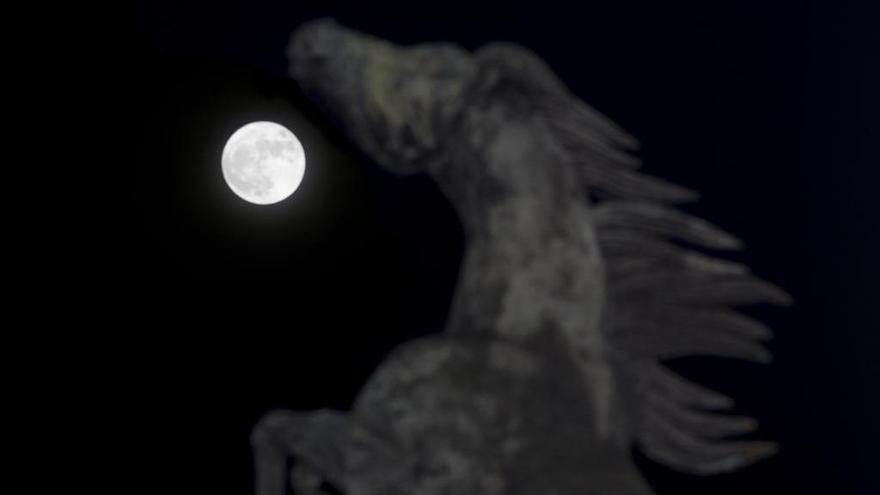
[{"x1": 251, "y1": 19, "x2": 790, "y2": 494}]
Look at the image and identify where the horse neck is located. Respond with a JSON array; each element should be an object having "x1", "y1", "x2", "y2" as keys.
[{"x1": 434, "y1": 110, "x2": 605, "y2": 343}]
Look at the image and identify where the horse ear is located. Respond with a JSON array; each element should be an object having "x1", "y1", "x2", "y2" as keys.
[{"x1": 473, "y1": 43, "x2": 569, "y2": 97}]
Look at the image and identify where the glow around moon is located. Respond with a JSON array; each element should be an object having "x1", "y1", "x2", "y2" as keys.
[{"x1": 221, "y1": 121, "x2": 306, "y2": 205}]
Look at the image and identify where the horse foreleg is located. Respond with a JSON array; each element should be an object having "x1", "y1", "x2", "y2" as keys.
[{"x1": 251, "y1": 409, "x2": 349, "y2": 495}]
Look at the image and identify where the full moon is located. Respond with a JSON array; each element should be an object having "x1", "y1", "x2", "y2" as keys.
[{"x1": 221, "y1": 121, "x2": 306, "y2": 205}]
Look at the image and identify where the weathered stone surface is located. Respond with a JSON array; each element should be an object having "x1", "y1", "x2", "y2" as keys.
[{"x1": 250, "y1": 18, "x2": 787, "y2": 495}]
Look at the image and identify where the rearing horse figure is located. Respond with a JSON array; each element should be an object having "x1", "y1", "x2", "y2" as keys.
[{"x1": 251, "y1": 19, "x2": 789, "y2": 495}]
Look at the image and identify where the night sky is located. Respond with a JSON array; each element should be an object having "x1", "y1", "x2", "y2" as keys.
[{"x1": 60, "y1": 1, "x2": 879, "y2": 493}]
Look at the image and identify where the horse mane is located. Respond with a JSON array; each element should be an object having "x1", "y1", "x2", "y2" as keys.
[{"x1": 475, "y1": 42, "x2": 791, "y2": 475}]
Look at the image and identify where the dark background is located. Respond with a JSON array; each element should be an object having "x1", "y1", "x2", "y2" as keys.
[{"x1": 62, "y1": 1, "x2": 879, "y2": 493}]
